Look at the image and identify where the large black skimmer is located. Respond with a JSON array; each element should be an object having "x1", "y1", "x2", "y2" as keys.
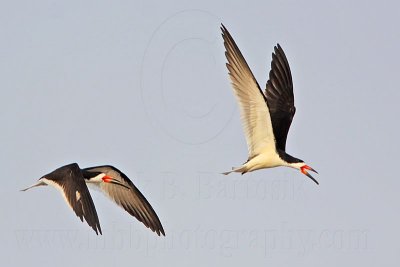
[
  {"x1": 21, "y1": 163, "x2": 165, "y2": 235},
  {"x1": 221, "y1": 24, "x2": 318, "y2": 184}
]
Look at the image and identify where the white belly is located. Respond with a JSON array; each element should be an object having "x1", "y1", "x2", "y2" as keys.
[{"x1": 244, "y1": 149, "x2": 287, "y2": 172}]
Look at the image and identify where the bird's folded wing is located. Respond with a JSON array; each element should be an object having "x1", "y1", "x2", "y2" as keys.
[
  {"x1": 221, "y1": 25, "x2": 276, "y2": 158},
  {"x1": 84, "y1": 166, "x2": 165, "y2": 236}
]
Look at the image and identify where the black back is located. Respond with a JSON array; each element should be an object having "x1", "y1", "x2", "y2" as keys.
[
  {"x1": 277, "y1": 150, "x2": 303, "y2": 164},
  {"x1": 264, "y1": 44, "x2": 296, "y2": 152}
]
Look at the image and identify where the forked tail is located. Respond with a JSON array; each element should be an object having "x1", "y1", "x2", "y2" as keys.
[
  {"x1": 221, "y1": 165, "x2": 247, "y2": 175},
  {"x1": 20, "y1": 180, "x2": 46, "y2": 191}
]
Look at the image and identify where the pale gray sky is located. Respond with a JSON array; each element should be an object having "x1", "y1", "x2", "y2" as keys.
[{"x1": 1, "y1": 1, "x2": 399, "y2": 266}]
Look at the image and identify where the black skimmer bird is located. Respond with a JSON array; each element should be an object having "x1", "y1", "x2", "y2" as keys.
[
  {"x1": 21, "y1": 163, "x2": 165, "y2": 235},
  {"x1": 221, "y1": 24, "x2": 318, "y2": 184}
]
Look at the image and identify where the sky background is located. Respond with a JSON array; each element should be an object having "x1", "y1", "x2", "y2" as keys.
[{"x1": 1, "y1": 0, "x2": 400, "y2": 266}]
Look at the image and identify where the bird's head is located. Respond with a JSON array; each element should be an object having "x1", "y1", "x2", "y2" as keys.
[
  {"x1": 82, "y1": 170, "x2": 130, "y2": 189},
  {"x1": 291, "y1": 162, "x2": 319, "y2": 185}
]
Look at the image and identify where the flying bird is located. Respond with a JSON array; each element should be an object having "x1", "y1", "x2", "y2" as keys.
[
  {"x1": 221, "y1": 24, "x2": 318, "y2": 184},
  {"x1": 21, "y1": 163, "x2": 165, "y2": 235}
]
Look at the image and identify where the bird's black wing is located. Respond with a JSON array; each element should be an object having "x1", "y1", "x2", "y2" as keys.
[
  {"x1": 46, "y1": 163, "x2": 102, "y2": 235},
  {"x1": 83, "y1": 165, "x2": 165, "y2": 236},
  {"x1": 264, "y1": 44, "x2": 296, "y2": 151}
]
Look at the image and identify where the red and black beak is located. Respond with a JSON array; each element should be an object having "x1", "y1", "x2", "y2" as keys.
[
  {"x1": 300, "y1": 165, "x2": 319, "y2": 185},
  {"x1": 102, "y1": 175, "x2": 130, "y2": 189}
]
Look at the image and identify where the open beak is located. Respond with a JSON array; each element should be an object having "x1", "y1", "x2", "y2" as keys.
[{"x1": 300, "y1": 165, "x2": 319, "y2": 185}]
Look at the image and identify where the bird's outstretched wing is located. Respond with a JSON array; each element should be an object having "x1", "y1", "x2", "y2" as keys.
[
  {"x1": 43, "y1": 163, "x2": 102, "y2": 235},
  {"x1": 264, "y1": 44, "x2": 296, "y2": 151},
  {"x1": 83, "y1": 165, "x2": 165, "y2": 236},
  {"x1": 221, "y1": 24, "x2": 276, "y2": 159}
]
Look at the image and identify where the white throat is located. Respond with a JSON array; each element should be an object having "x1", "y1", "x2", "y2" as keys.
[
  {"x1": 288, "y1": 162, "x2": 306, "y2": 170},
  {"x1": 86, "y1": 173, "x2": 106, "y2": 184}
]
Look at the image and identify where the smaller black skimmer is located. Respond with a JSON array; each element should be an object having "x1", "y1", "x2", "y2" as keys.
[
  {"x1": 220, "y1": 24, "x2": 318, "y2": 184},
  {"x1": 21, "y1": 163, "x2": 165, "y2": 235}
]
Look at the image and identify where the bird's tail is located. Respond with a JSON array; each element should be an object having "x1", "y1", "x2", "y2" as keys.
[
  {"x1": 221, "y1": 165, "x2": 247, "y2": 175},
  {"x1": 20, "y1": 180, "x2": 46, "y2": 191}
]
